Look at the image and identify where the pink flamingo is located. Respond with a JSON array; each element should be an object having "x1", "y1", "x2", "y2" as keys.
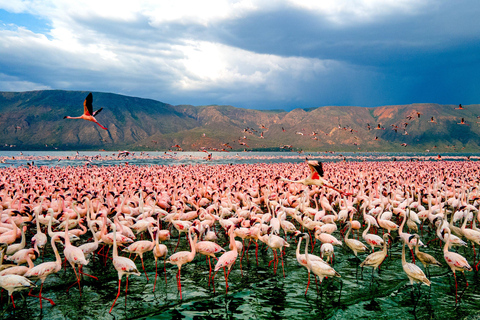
[
  {"x1": 122, "y1": 225, "x2": 155, "y2": 280},
  {"x1": 0, "y1": 248, "x2": 35, "y2": 276},
  {"x1": 109, "y1": 224, "x2": 141, "y2": 313},
  {"x1": 443, "y1": 228, "x2": 472, "y2": 304},
  {"x1": 213, "y1": 226, "x2": 238, "y2": 293},
  {"x1": 62, "y1": 213, "x2": 98, "y2": 295},
  {"x1": 152, "y1": 227, "x2": 168, "y2": 292},
  {"x1": 63, "y1": 92, "x2": 108, "y2": 130},
  {"x1": 277, "y1": 159, "x2": 350, "y2": 195},
  {"x1": 195, "y1": 237, "x2": 225, "y2": 286},
  {"x1": 0, "y1": 274, "x2": 36, "y2": 308},
  {"x1": 166, "y1": 226, "x2": 198, "y2": 299},
  {"x1": 24, "y1": 234, "x2": 63, "y2": 309}
]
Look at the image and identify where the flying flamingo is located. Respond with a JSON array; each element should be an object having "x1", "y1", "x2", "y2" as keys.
[
  {"x1": 166, "y1": 226, "x2": 198, "y2": 299},
  {"x1": 109, "y1": 224, "x2": 141, "y2": 313},
  {"x1": 63, "y1": 92, "x2": 108, "y2": 130},
  {"x1": 24, "y1": 234, "x2": 63, "y2": 309},
  {"x1": 276, "y1": 159, "x2": 350, "y2": 195},
  {"x1": 213, "y1": 226, "x2": 238, "y2": 293}
]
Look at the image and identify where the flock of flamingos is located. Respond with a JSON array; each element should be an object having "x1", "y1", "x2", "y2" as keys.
[{"x1": 0, "y1": 158, "x2": 479, "y2": 316}]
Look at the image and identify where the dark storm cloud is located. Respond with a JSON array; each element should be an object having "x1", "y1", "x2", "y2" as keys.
[{"x1": 0, "y1": 1, "x2": 479, "y2": 109}]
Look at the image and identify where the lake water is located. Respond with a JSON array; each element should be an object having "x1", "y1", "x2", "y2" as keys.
[
  {"x1": 0, "y1": 151, "x2": 479, "y2": 320},
  {"x1": 0, "y1": 150, "x2": 476, "y2": 168}
]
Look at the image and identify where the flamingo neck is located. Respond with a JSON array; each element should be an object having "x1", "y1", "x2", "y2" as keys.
[
  {"x1": 64, "y1": 215, "x2": 72, "y2": 247},
  {"x1": 112, "y1": 225, "x2": 118, "y2": 258},
  {"x1": 51, "y1": 236, "x2": 61, "y2": 265}
]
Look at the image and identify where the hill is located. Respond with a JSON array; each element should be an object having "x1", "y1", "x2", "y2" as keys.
[{"x1": 0, "y1": 90, "x2": 479, "y2": 152}]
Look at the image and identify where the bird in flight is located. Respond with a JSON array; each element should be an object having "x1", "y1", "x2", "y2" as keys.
[
  {"x1": 64, "y1": 93, "x2": 107, "y2": 130},
  {"x1": 276, "y1": 159, "x2": 351, "y2": 196},
  {"x1": 455, "y1": 104, "x2": 464, "y2": 110}
]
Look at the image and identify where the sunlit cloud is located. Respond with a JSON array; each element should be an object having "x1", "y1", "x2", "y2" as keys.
[{"x1": 0, "y1": 0, "x2": 478, "y2": 109}]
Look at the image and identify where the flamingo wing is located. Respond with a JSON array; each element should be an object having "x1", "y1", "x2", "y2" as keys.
[
  {"x1": 92, "y1": 107, "x2": 103, "y2": 117},
  {"x1": 307, "y1": 160, "x2": 324, "y2": 180},
  {"x1": 84, "y1": 93, "x2": 93, "y2": 116}
]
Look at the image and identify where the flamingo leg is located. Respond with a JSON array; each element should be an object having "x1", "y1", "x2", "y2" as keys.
[
  {"x1": 28, "y1": 283, "x2": 55, "y2": 308},
  {"x1": 153, "y1": 259, "x2": 158, "y2": 292},
  {"x1": 173, "y1": 236, "x2": 181, "y2": 253},
  {"x1": 208, "y1": 256, "x2": 212, "y2": 286},
  {"x1": 410, "y1": 248, "x2": 416, "y2": 264},
  {"x1": 10, "y1": 294, "x2": 15, "y2": 309},
  {"x1": 109, "y1": 278, "x2": 121, "y2": 313},
  {"x1": 281, "y1": 250, "x2": 285, "y2": 278},
  {"x1": 178, "y1": 268, "x2": 182, "y2": 299},
  {"x1": 164, "y1": 258, "x2": 168, "y2": 286},
  {"x1": 104, "y1": 246, "x2": 111, "y2": 266},
  {"x1": 79, "y1": 265, "x2": 98, "y2": 280},
  {"x1": 454, "y1": 272, "x2": 458, "y2": 305},
  {"x1": 141, "y1": 257, "x2": 149, "y2": 281},
  {"x1": 94, "y1": 120, "x2": 108, "y2": 130},
  {"x1": 125, "y1": 275, "x2": 129, "y2": 307},
  {"x1": 305, "y1": 271, "x2": 310, "y2": 295}
]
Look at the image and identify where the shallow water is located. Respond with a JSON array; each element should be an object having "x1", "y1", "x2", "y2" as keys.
[
  {"x1": 0, "y1": 151, "x2": 477, "y2": 168},
  {"x1": 2, "y1": 227, "x2": 480, "y2": 320}
]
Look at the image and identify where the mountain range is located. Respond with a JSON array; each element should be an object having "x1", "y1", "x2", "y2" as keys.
[{"x1": 0, "y1": 90, "x2": 479, "y2": 152}]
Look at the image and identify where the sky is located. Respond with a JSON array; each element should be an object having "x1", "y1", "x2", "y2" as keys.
[{"x1": 0, "y1": 0, "x2": 479, "y2": 111}]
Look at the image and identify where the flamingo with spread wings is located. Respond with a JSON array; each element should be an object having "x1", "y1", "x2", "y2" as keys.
[
  {"x1": 64, "y1": 93, "x2": 108, "y2": 130},
  {"x1": 276, "y1": 159, "x2": 350, "y2": 195}
]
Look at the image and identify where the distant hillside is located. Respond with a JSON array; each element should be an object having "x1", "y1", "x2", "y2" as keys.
[{"x1": 0, "y1": 90, "x2": 479, "y2": 152}]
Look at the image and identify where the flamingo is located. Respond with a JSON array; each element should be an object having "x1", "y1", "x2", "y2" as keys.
[
  {"x1": 360, "y1": 233, "x2": 391, "y2": 284},
  {"x1": 0, "y1": 248, "x2": 35, "y2": 276},
  {"x1": 344, "y1": 221, "x2": 368, "y2": 258},
  {"x1": 62, "y1": 213, "x2": 97, "y2": 295},
  {"x1": 122, "y1": 225, "x2": 155, "y2": 280},
  {"x1": 410, "y1": 234, "x2": 441, "y2": 277},
  {"x1": 109, "y1": 224, "x2": 141, "y2": 313},
  {"x1": 152, "y1": 227, "x2": 168, "y2": 292},
  {"x1": 0, "y1": 274, "x2": 36, "y2": 308},
  {"x1": 299, "y1": 232, "x2": 340, "y2": 294},
  {"x1": 276, "y1": 159, "x2": 350, "y2": 195},
  {"x1": 362, "y1": 219, "x2": 384, "y2": 252},
  {"x1": 400, "y1": 237, "x2": 430, "y2": 287},
  {"x1": 6, "y1": 222, "x2": 30, "y2": 255},
  {"x1": 24, "y1": 235, "x2": 63, "y2": 309},
  {"x1": 32, "y1": 199, "x2": 48, "y2": 254},
  {"x1": 213, "y1": 226, "x2": 238, "y2": 293},
  {"x1": 195, "y1": 237, "x2": 225, "y2": 286},
  {"x1": 321, "y1": 243, "x2": 334, "y2": 264},
  {"x1": 63, "y1": 92, "x2": 108, "y2": 130},
  {"x1": 295, "y1": 232, "x2": 333, "y2": 294},
  {"x1": 443, "y1": 228, "x2": 472, "y2": 304},
  {"x1": 166, "y1": 226, "x2": 198, "y2": 299}
]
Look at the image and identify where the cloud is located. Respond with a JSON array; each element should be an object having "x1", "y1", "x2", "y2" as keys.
[{"x1": 0, "y1": 0, "x2": 479, "y2": 109}]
